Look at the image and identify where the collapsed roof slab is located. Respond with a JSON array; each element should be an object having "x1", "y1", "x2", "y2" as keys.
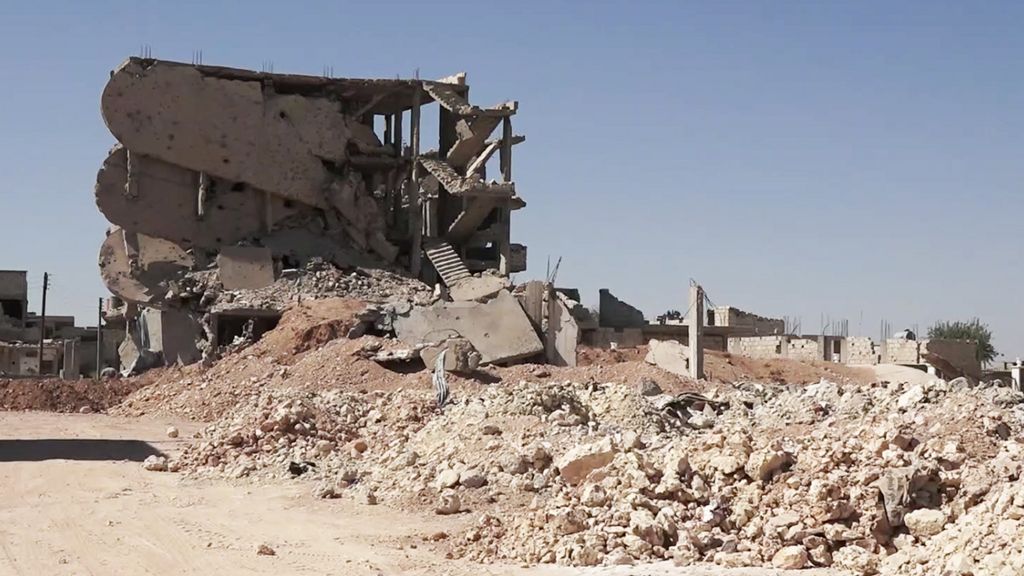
[
  {"x1": 394, "y1": 290, "x2": 543, "y2": 365},
  {"x1": 102, "y1": 58, "x2": 385, "y2": 208},
  {"x1": 96, "y1": 145, "x2": 302, "y2": 249}
]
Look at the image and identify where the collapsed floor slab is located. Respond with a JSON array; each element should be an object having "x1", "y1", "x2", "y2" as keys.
[{"x1": 394, "y1": 290, "x2": 543, "y2": 365}]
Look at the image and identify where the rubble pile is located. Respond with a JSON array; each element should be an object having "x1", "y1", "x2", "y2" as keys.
[
  {"x1": 200, "y1": 258, "x2": 435, "y2": 312},
  {"x1": 164, "y1": 370, "x2": 1024, "y2": 574}
]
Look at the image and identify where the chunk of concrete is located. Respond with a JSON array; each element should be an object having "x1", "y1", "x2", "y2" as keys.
[
  {"x1": 217, "y1": 246, "x2": 276, "y2": 290},
  {"x1": 141, "y1": 307, "x2": 203, "y2": 366},
  {"x1": 419, "y1": 338, "x2": 482, "y2": 373},
  {"x1": 644, "y1": 339, "x2": 689, "y2": 377},
  {"x1": 555, "y1": 438, "x2": 618, "y2": 486},
  {"x1": 546, "y1": 294, "x2": 578, "y2": 367},
  {"x1": 903, "y1": 509, "x2": 947, "y2": 537},
  {"x1": 99, "y1": 227, "x2": 194, "y2": 305},
  {"x1": 448, "y1": 275, "x2": 508, "y2": 302},
  {"x1": 394, "y1": 290, "x2": 543, "y2": 365}
]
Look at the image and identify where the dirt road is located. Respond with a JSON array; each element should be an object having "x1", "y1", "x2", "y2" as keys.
[{"x1": 0, "y1": 411, "x2": 841, "y2": 576}]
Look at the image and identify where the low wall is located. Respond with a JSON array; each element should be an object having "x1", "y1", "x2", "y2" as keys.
[{"x1": 727, "y1": 336, "x2": 786, "y2": 359}]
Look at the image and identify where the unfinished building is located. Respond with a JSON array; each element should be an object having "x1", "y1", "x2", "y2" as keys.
[{"x1": 94, "y1": 58, "x2": 529, "y2": 371}]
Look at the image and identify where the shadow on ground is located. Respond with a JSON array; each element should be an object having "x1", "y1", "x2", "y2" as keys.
[{"x1": 0, "y1": 439, "x2": 164, "y2": 462}]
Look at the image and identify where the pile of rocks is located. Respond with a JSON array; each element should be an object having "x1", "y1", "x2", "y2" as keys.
[
  {"x1": 204, "y1": 258, "x2": 435, "y2": 312},
  {"x1": 166, "y1": 373, "x2": 1024, "y2": 574}
]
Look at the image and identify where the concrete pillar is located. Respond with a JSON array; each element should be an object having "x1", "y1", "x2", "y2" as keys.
[
  {"x1": 688, "y1": 284, "x2": 704, "y2": 380},
  {"x1": 62, "y1": 340, "x2": 79, "y2": 380},
  {"x1": 1012, "y1": 364, "x2": 1022, "y2": 393}
]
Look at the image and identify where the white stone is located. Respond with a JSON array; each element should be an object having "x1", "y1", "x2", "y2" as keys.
[
  {"x1": 644, "y1": 339, "x2": 689, "y2": 377},
  {"x1": 772, "y1": 545, "x2": 809, "y2": 569},
  {"x1": 142, "y1": 455, "x2": 168, "y2": 472},
  {"x1": 437, "y1": 469, "x2": 460, "y2": 489},
  {"x1": 897, "y1": 385, "x2": 926, "y2": 409},
  {"x1": 435, "y1": 491, "x2": 461, "y2": 515},
  {"x1": 904, "y1": 508, "x2": 947, "y2": 537},
  {"x1": 745, "y1": 446, "x2": 793, "y2": 481},
  {"x1": 555, "y1": 438, "x2": 617, "y2": 485},
  {"x1": 459, "y1": 469, "x2": 487, "y2": 489}
]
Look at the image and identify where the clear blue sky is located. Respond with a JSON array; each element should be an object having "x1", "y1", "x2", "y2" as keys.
[{"x1": 1, "y1": 1, "x2": 1021, "y2": 358}]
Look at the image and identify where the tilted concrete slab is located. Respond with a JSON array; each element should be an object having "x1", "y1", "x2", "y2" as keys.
[
  {"x1": 96, "y1": 145, "x2": 300, "y2": 249},
  {"x1": 141, "y1": 307, "x2": 203, "y2": 366},
  {"x1": 102, "y1": 59, "x2": 383, "y2": 209},
  {"x1": 645, "y1": 339, "x2": 690, "y2": 377},
  {"x1": 546, "y1": 295, "x2": 579, "y2": 367},
  {"x1": 98, "y1": 227, "x2": 193, "y2": 305},
  {"x1": 217, "y1": 246, "x2": 275, "y2": 290},
  {"x1": 394, "y1": 290, "x2": 543, "y2": 365}
]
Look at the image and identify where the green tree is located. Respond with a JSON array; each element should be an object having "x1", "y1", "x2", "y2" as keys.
[{"x1": 928, "y1": 318, "x2": 997, "y2": 366}]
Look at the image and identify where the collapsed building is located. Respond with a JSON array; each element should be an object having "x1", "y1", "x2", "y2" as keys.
[{"x1": 95, "y1": 58, "x2": 539, "y2": 373}]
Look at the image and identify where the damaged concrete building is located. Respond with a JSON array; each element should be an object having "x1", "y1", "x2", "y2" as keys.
[
  {"x1": 580, "y1": 287, "x2": 982, "y2": 381},
  {"x1": 0, "y1": 270, "x2": 120, "y2": 377},
  {"x1": 94, "y1": 58, "x2": 530, "y2": 372}
]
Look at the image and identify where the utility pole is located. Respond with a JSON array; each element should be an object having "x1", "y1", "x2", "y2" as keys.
[
  {"x1": 37, "y1": 272, "x2": 49, "y2": 375},
  {"x1": 96, "y1": 297, "x2": 103, "y2": 380}
]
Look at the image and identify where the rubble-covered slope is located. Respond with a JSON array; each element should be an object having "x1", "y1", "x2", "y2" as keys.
[{"x1": 144, "y1": 341, "x2": 1023, "y2": 574}]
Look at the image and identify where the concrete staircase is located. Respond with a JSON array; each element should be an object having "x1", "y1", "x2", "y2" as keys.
[{"x1": 424, "y1": 240, "x2": 470, "y2": 286}]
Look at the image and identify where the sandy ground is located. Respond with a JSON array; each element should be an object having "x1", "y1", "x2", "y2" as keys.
[{"x1": 0, "y1": 411, "x2": 843, "y2": 576}]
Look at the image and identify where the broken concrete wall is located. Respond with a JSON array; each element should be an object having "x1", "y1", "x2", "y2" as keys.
[
  {"x1": 546, "y1": 293, "x2": 578, "y2": 367},
  {"x1": 598, "y1": 289, "x2": 645, "y2": 329},
  {"x1": 727, "y1": 336, "x2": 787, "y2": 359},
  {"x1": 921, "y1": 339, "x2": 980, "y2": 379},
  {"x1": 141, "y1": 307, "x2": 203, "y2": 366},
  {"x1": 710, "y1": 306, "x2": 784, "y2": 334}
]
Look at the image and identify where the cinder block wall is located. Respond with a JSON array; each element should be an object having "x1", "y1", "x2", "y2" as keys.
[
  {"x1": 787, "y1": 337, "x2": 821, "y2": 362},
  {"x1": 727, "y1": 336, "x2": 787, "y2": 359},
  {"x1": 847, "y1": 337, "x2": 879, "y2": 365},
  {"x1": 885, "y1": 339, "x2": 920, "y2": 364}
]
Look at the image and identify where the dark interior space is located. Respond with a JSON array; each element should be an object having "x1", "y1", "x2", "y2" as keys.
[
  {"x1": 1, "y1": 299, "x2": 24, "y2": 321},
  {"x1": 214, "y1": 311, "x2": 281, "y2": 346}
]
